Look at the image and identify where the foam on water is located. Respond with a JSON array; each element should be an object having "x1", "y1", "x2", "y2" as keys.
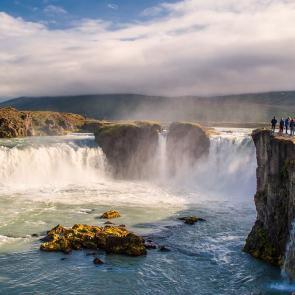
[{"x1": 2, "y1": 129, "x2": 287, "y2": 295}]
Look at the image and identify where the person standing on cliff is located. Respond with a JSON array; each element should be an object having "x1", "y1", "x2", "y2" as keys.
[
  {"x1": 291, "y1": 118, "x2": 295, "y2": 136},
  {"x1": 271, "y1": 116, "x2": 277, "y2": 133},
  {"x1": 285, "y1": 117, "x2": 290, "y2": 134},
  {"x1": 279, "y1": 118, "x2": 284, "y2": 134}
]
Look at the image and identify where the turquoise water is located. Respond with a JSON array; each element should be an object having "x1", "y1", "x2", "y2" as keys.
[{"x1": 0, "y1": 131, "x2": 292, "y2": 294}]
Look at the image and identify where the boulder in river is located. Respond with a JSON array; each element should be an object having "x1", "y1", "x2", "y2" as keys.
[
  {"x1": 178, "y1": 216, "x2": 206, "y2": 225},
  {"x1": 40, "y1": 224, "x2": 146, "y2": 256},
  {"x1": 100, "y1": 210, "x2": 121, "y2": 219}
]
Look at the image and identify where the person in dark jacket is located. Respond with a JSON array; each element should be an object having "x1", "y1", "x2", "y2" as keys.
[
  {"x1": 279, "y1": 118, "x2": 284, "y2": 134},
  {"x1": 291, "y1": 118, "x2": 295, "y2": 136},
  {"x1": 285, "y1": 117, "x2": 290, "y2": 134},
  {"x1": 271, "y1": 116, "x2": 277, "y2": 133}
]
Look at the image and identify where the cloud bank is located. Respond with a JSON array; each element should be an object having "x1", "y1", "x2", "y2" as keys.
[{"x1": 0, "y1": 0, "x2": 295, "y2": 98}]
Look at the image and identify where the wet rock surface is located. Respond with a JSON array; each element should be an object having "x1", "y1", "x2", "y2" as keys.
[
  {"x1": 40, "y1": 224, "x2": 146, "y2": 257},
  {"x1": 93, "y1": 257, "x2": 104, "y2": 265},
  {"x1": 178, "y1": 216, "x2": 206, "y2": 225},
  {"x1": 100, "y1": 210, "x2": 121, "y2": 219}
]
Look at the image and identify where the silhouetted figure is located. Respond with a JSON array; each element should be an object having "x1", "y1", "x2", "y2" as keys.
[
  {"x1": 279, "y1": 118, "x2": 284, "y2": 134},
  {"x1": 285, "y1": 117, "x2": 290, "y2": 134},
  {"x1": 291, "y1": 118, "x2": 295, "y2": 136},
  {"x1": 271, "y1": 116, "x2": 277, "y2": 133}
]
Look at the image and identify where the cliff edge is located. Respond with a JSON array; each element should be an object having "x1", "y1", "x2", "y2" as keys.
[{"x1": 244, "y1": 129, "x2": 295, "y2": 267}]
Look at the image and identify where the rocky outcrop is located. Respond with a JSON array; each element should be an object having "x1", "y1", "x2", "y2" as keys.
[
  {"x1": 100, "y1": 210, "x2": 121, "y2": 219},
  {"x1": 0, "y1": 107, "x2": 33, "y2": 138},
  {"x1": 244, "y1": 129, "x2": 295, "y2": 268},
  {"x1": 40, "y1": 224, "x2": 146, "y2": 256},
  {"x1": 166, "y1": 122, "x2": 210, "y2": 174},
  {"x1": 0, "y1": 107, "x2": 86, "y2": 137},
  {"x1": 94, "y1": 121, "x2": 161, "y2": 177},
  {"x1": 30, "y1": 111, "x2": 85, "y2": 136}
]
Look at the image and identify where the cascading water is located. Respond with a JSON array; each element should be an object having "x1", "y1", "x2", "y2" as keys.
[
  {"x1": 156, "y1": 129, "x2": 168, "y2": 181},
  {"x1": 282, "y1": 220, "x2": 295, "y2": 280},
  {"x1": 158, "y1": 128, "x2": 257, "y2": 201},
  {"x1": 0, "y1": 134, "x2": 107, "y2": 193}
]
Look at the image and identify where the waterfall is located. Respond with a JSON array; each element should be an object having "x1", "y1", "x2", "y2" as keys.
[
  {"x1": 282, "y1": 220, "x2": 295, "y2": 280},
  {"x1": 167, "y1": 130, "x2": 256, "y2": 199},
  {"x1": 0, "y1": 137, "x2": 107, "y2": 192},
  {"x1": 0, "y1": 129, "x2": 256, "y2": 204},
  {"x1": 157, "y1": 130, "x2": 168, "y2": 181}
]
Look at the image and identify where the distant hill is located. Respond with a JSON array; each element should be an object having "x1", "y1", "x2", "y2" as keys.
[{"x1": 1, "y1": 91, "x2": 295, "y2": 123}]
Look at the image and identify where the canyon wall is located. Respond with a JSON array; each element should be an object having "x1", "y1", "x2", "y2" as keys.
[{"x1": 244, "y1": 129, "x2": 295, "y2": 271}]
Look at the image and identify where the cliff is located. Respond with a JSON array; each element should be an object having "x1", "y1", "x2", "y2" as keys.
[
  {"x1": 244, "y1": 129, "x2": 295, "y2": 269},
  {"x1": 0, "y1": 107, "x2": 86, "y2": 137},
  {"x1": 167, "y1": 122, "x2": 210, "y2": 175},
  {"x1": 94, "y1": 121, "x2": 161, "y2": 178}
]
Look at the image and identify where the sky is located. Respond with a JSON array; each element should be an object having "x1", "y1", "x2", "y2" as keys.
[{"x1": 0, "y1": 0, "x2": 295, "y2": 98}]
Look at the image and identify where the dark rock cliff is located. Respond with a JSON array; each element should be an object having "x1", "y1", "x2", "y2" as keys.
[
  {"x1": 94, "y1": 121, "x2": 161, "y2": 178},
  {"x1": 244, "y1": 129, "x2": 295, "y2": 267},
  {"x1": 166, "y1": 122, "x2": 210, "y2": 175}
]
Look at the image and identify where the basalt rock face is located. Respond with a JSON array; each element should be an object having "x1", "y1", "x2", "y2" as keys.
[
  {"x1": 166, "y1": 122, "x2": 210, "y2": 175},
  {"x1": 94, "y1": 121, "x2": 161, "y2": 178},
  {"x1": 0, "y1": 107, "x2": 86, "y2": 138},
  {"x1": 244, "y1": 129, "x2": 295, "y2": 267},
  {"x1": 0, "y1": 107, "x2": 33, "y2": 138}
]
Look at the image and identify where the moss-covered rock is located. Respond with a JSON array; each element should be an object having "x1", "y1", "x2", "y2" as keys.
[
  {"x1": 40, "y1": 224, "x2": 146, "y2": 257},
  {"x1": 94, "y1": 121, "x2": 161, "y2": 178},
  {"x1": 243, "y1": 221, "x2": 284, "y2": 266},
  {"x1": 100, "y1": 210, "x2": 121, "y2": 219}
]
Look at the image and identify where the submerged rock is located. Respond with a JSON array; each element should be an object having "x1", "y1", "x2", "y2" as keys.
[
  {"x1": 40, "y1": 224, "x2": 146, "y2": 257},
  {"x1": 159, "y1": 245, "x2": 171, "y2": 252},
  {"x1": 93, "y1": 257, "x2": 104, "y2": 265},
  {"x1": 144, "y1": 241, "x2": 157, "y2": 249},
  {"x1": 178, "y1": 216, "x2": 206, "y2": 225},
  {"x1": 100, "y1": 210, "x2": 121, "y2": 219}
]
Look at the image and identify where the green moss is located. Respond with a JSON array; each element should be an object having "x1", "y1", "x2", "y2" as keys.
[
  {"x1": 40, "y1": 223, "x2": 146, "y2": 257},
  {"x1": 244, "y1": 222, "x2": 283, "y2": 266}
]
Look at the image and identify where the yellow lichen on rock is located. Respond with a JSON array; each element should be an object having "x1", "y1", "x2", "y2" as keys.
[
  {"x1": 40, "y1": 224, "x2": 146, "y2": 256},
  {"x1": 100, "y1": 210, "x2": 121, "y2": 219}
]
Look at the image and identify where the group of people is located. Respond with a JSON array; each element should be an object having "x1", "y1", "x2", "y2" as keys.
[{"x1": 271, "y1": 116, "x2": 295, "y2": 135}]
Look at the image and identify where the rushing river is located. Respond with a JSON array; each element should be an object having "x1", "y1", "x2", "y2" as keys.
[{"x1": 0, "y1": 130, "x2": 291, "y2": 294}]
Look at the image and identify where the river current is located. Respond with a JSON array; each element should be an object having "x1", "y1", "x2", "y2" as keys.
[{"x1": 0, "y1": 129, "x2": 292, "y2": 294}]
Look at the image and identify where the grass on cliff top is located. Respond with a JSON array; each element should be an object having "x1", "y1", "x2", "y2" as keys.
[{"x1": 95, "y1": 120, "x2": 161, "y2": 135}]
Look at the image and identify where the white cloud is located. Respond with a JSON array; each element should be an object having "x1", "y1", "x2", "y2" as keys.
[
  {"x1": 43, "y1": 5, "x2": 67, "y2": 15},
  {"x1": 0, "y1": 0, "x2": 295, "y2": 98},
  {"x1": 107, "y1": 4, "x2": 119, "y2": 10}
]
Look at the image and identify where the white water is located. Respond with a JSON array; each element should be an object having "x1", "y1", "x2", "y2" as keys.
[
  {"x1": 282, "y1": 221, "x2": 295, "y2": 280},
  {"x1": 0, "y1": 130, "x2": 256, "y2": 205}
]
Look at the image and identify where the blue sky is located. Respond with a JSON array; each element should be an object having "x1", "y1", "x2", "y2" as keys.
[
  {"x1": 0, "y1": 0, "x2": 295, "y2": 98},
  {"x1": 0, "y1": 0, "x2": 178, "y2": 28}
]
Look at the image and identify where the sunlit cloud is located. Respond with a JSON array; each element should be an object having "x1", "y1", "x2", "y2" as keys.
[{"x1": 0, "y1": 0, "x2": 295, "y2": 98}]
